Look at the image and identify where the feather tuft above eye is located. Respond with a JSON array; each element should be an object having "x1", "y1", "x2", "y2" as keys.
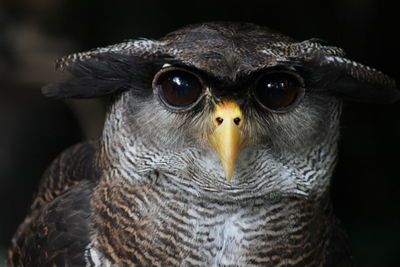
[
  {"x1": 288, "y1": 45, "x2": 399, "y2": 104},
  {"x1": 42, "y1": 54, "x2": 164, "y2": 99}
]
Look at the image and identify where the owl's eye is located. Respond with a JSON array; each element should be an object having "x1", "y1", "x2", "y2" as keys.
[
  {"x1": 153, "y1": 68, "x2": 205, "y2": 112},
  {"x1": 254, "y1": 71, "x2": 305, "y2": 112}
]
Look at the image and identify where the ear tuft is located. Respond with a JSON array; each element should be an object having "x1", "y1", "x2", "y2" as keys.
[
  {"x1": 320, "y1": 55, "x2": 399, "y2": 104},
  {"x1": 42, "y1": 53, "x2": 163, "y2": 99},
  {"x1": 296, "y1": 43, "x2": 399, "y2": 104},
  {"x1": 330, "y1": 74, "x2": 400, "y2": 104},
  {"x1": 42, "y1": 39, "x2": 164, "y2": 99}
]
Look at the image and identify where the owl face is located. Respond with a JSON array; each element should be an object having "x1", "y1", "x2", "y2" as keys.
[
  {"x1": 44, "y1": 22, "x2": 398, "y2": 194},
  {"x1": 125, "y1": 60, "x2": 340, "y2": 180}
]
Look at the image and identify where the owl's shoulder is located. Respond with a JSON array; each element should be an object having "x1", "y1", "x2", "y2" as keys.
[
  {"x1": 8, "y1": 141, "x2": 101, "y2": 266},
  {"x1": 8, "y1": 181, "x2": 95, "y2": 266},
  {"x1": 31, "y1": 140, "x2": 101, "y2": 210}
]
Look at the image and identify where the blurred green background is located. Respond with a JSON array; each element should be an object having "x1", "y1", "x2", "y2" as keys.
[{"x1": 0, "y1": 0, "x2": 399, "y2": 266}]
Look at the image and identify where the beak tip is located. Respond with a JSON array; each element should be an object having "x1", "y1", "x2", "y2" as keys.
[{"x1": 223, "y1": 165, "x2": 235, "y2": 182}]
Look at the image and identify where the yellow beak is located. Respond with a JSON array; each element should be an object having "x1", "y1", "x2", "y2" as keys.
[{"x1": 208, "y1": 101, "x2": 244, "y2": 181}]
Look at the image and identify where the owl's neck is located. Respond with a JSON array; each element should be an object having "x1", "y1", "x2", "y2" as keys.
[{"x1": 90, "y1": 168, "x2": 340, "y2": 265}]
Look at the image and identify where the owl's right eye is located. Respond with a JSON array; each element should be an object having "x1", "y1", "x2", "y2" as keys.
[{"x1": 153, "y1": 68, "x2": 205, "y2": 112}]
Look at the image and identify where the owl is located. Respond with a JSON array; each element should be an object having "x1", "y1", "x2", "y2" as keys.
[{"x1": 8, "y1": 22, "x2": 399, "y2": 266}]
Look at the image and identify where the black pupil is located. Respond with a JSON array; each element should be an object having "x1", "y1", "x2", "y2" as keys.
[
  {"x1": 160, "y1": 71, "x2": 202, "y2": 107},
  {"x1": 255, "y1": 72, "x2": 300, "y2": 110}
]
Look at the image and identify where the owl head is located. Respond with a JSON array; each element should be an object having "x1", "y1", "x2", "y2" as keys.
[{"x1": 43, "y1": 22, "x2": 398, "y2": 195}]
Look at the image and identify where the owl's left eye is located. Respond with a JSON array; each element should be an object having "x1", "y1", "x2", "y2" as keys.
[
  {"x1": 253, "y1": 70, "x2": 305, "y2": 113},
  {"x1": 153, "y1": 67, "x2": 205, "y2": 112}
]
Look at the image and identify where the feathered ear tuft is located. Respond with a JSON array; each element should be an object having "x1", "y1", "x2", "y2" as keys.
[
  {"x1": 43, "y1": 55, "x2": 132, "y2": 99},
  {"x1": 292, "y1": 40, "x2": 399, "y2": 104},
  {"x1": 42, "y1": 39, "x2": 166, "y2": 99},
  {"x1": 42, "y1": 54, "x2": 154, "y2": 99},
  {"x1": 318, "y1": 55, "x2": 399, "y2": 104}
]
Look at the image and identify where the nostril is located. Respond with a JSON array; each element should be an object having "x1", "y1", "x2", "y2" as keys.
[
  {"x1": 216, "y1": 117, "x2": 224, "y2": 125},
  {"x1": 233, "y1": 117, "x2": 241, "y2": 125}
]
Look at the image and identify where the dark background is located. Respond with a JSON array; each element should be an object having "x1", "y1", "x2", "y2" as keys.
[{"x1": 1, "y1": 0, "x2": 399, "y2": 266}]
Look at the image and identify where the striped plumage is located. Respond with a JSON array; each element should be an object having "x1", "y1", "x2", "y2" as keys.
[{"x1": 8, "y1": 22, "x2": 398, "y2": 266}]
